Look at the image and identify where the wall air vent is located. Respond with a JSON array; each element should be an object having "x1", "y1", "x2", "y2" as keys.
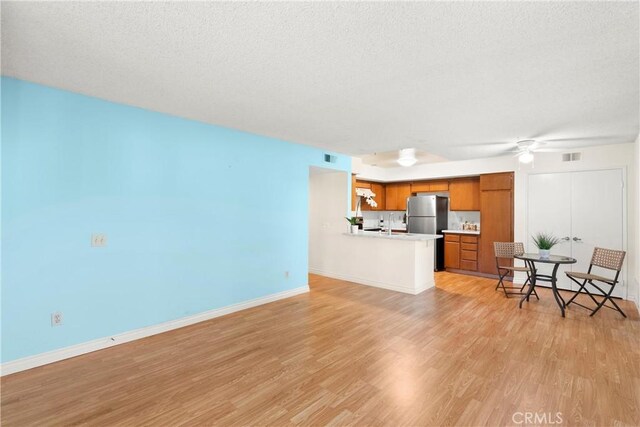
[
  {"x1": 562, "y1": 152, "x2": 582, "y2": 162},
  {"x1": 324, "y1": 154, "x2": 337, "y2": 163}
]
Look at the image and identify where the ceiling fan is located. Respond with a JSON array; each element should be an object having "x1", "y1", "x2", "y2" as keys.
[
  {"x1": 513, "y1": 139, "x2": 541, "y2": 164},
  {"x1": 454, "y1": 133, "x2": 634, "y2": 163}
]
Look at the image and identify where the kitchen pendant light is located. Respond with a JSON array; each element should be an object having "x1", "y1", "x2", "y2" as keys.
[{"x1": 397, "y1": 148, "x2": 417, "y2": 167}]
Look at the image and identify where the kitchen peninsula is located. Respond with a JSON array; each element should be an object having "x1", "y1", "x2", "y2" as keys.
[{"x1": 338, "y1": 231, "x2": 442, "y2": 294}]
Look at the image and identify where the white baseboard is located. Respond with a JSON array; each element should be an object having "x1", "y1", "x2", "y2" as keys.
[
  {"x1": 309, "y1": 268, "x2": 433, "y2": 295},
  {"x1": 1, "y1": 286, "x2": 309, "y2": 376}
]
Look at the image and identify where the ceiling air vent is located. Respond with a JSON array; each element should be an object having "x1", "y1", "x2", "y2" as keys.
[
  {"x1": 324, "y1": 154, "x2": 337, "y2": 163},
  {"x1": 562, "y1": 152, "x2": 581, "y2": 162}
]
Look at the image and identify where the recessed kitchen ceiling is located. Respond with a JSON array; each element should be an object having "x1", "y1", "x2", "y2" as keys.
[
  {"x1": 360, "y1": 149, "x2": 448, "y2": 168},
  {"x1": 2, "y1": 2, "x2": 638, "y2": 160}
]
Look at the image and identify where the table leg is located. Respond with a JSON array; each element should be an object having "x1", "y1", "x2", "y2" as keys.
[
  {"x1": 519, "y1": 260, "x2": 536, "y2": 309},
  {"x1": 550, "y1": 263, "x2": 565, "y2": 317}
]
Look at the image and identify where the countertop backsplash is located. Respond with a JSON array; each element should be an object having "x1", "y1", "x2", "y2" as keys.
[
  {"x1": 449, "y1": 211, "x2": 480, "y2": 231},
  {"x1": 354, "y1": 208, "x2": 480, "y2": 232},
  {"x1": 360, "y1": 211, "x2": 407, "y2": 230}
]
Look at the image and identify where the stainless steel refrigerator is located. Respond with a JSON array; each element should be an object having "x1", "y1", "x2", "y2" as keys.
[{"x1": 407, "y1": 195, "x2": 448, "y2": 271}]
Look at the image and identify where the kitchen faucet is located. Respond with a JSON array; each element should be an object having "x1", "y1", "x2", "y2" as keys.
[{"x1": 387, "y1": 213, "x2": 393, "y2": 235}]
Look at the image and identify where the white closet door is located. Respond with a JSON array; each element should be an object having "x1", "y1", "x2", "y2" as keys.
[
  {"x1": 527, "y1": 173, "x2": 573, "y2": 290},
  {"x1": 571, "y1": 169, "x2": 625, "y2": 298}
]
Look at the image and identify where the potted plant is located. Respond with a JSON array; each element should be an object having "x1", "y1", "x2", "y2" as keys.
[
  {"x1": 345, "y1": 217, "x2": 359, "y2": 234},
  {"x1": 532, "y1": 232, "x2": 561, "y2": 258}
]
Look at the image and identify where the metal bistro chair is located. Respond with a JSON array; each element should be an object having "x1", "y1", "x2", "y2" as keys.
[
  {"x1": 494, "y1": 242, "x2": 537, "y2": 299},
  {"x1": 565, "y1": 247, "x2": 627, "y2": 318}
]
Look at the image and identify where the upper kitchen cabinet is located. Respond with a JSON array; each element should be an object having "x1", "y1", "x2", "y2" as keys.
[
  {"x1": 449, "y1": 177, "x2": 480, "y2": 211},
  {"x1": 410, "y1": 179, "x2": 449, "y2": 193},
  {"x1": 478, "y1": 172, "x2": 514, "y2": 275},
  {"x1": 428, "y1": 180, "x2": 450, "y2": 192},
  {"x1": 385, "y1": 182, "x2": 412, "y2": 211},
  {"x1": 479, "y1": 172, "x2": 513, "y2": 191},
  {"x1": 352, "y1": 177, "x2": 370, "y2": 211},
  {"x1": 353, "y1": 178, "x2": 385, "y2": 211},
  {"x1": 369, "y1": 182, "x2": 386, "y2": 211}
]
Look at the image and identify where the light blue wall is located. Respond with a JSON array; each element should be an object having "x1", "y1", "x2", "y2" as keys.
[{"x1": 1, "y1": 77, "x2": 351, "y2": 363}]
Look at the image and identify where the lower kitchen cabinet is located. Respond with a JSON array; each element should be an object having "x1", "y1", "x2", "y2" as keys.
[
  {"x1": 444, "y1": 237, "x2": 460, "y2": 269},
  {"x1": 444, "y1": 233, "x2": 479, "y2": 272},
  {"x1": 459, "y1": 236, "x2": 479, "y2": 271}
]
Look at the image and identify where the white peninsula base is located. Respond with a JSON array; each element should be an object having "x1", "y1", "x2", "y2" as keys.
[{"x1": 311, "y1": 231, "x2": 442, "y2": 295}]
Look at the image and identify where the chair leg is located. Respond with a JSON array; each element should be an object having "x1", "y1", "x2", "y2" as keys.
[
  {"x1": 495, "y1": 274, "x2": 503, "y2": 291},
  {"x1": 565, "y1": 278, "x2": 588, "y2": 306},
  {"x1": 589, "y1": 282, "x2": 626, "y2": 318},
  {"x1": 500, "y1": 271, "x2": 510, "y2": 297},
  {"x1": 496, "y1": 269, "x2": 531, "y2": 298}
]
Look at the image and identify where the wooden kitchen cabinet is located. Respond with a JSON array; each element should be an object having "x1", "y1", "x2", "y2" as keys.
[
  {"x1": 479, "y1": 172, "x2": 513, "y2": 191},
  {"x1": 428, "y1": 180, "x2": 450, "y2": 192},
  {"x1": 411, "y1": 180, "x2": 449, "y2": 193},
  {"x1": 385, "y1": 184, "x2": 398, "y2": 211},
  {"x1": 478, "y1": 172, "x2": 514, "y2": 275},
  {"x1": 353, "y1": 179, "x2": 385, "y2": 211},
  {"x1": 444, "y1": 235, "x2": 460, "y2": 269},
  {"x1": 370, "y1": 183, "x2": 385, "y2": 211},
  {"x1": 449, "y1": 177, "x2": 480, "y2": 211},
  {"x1": 352, "y1": 178, "x2": 370, "y2": 212},
  {"x1": 445, "y1": 233, "x2": 478, "y2": 271},
  {"x1": 397, "y1": 183, "x2": 411, "y2": 210},
  {"x1": 410, "y1": 181, "x2": 431, "y2": 193},
  {"x1": 385, "y1": 182, "x2": 411, "y2": 211}
]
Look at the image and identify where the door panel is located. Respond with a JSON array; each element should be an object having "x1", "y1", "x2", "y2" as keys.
[
  {"x1": 445, "y1": 241, "x2": 460, "y2": 269},
  {"x1": 571, "y1": 169, "x2": 624, "y2": 297},
  {"x1": 408, "y1": 217, "x2": 436, "y2": 234},
  {"x1": 407, "y1": 196, "x2": 436, "y2": 216},
  {"x1": 479, "y1": 189, "x2": 513, "y2": 274},
  {"x1": 527, "y1": 173, "x2": 573, "y2": 290},
  {"x1": 397, "y1": 183, "x2": 412, "y2": 211}
]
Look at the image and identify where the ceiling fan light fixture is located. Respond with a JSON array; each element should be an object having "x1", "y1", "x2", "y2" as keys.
[
  {"x1": 397, "y1": 148, "x2": 417, "y2": 167},
  {"x1": 519, "y1": 150, "x2": 534, "y2": 164}
]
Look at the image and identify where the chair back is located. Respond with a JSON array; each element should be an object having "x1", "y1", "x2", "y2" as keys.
[
  {"x1": 494, "y1": 242, "x2": 525, "y2": 259},
  {"x1": 590, "y1": 247, "x2": 625, "y2": 271}
]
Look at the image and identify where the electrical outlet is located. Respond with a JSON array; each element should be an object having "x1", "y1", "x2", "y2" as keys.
[
  {"x1": 51, "y1": 312, "x2": 63, "y2": 327},
  {"x1": 91, "y1": 233, "x2": 107, "y2": 247},
  {"x1": 284, "y1": 271, "x2": 290, "y2": 279}
]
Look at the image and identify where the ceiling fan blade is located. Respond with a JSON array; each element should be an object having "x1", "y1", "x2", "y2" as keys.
[
  {"x1": 449, "y1": 141, "x2": 514, "y2": 148},
  {"x1": 542, "y1": 135, "x2": 632, "y2": 144}
]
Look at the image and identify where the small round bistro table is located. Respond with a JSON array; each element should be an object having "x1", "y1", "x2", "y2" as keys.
[{"x1": 514, "y1": 253, "x2": 577, "y2": 317}]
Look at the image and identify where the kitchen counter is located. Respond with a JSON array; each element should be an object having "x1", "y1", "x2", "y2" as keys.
[
  {"x1": 344, "y1": 231, "x2": 442, "y2": 241},
  {"x1": 310, "y1": 231, "x2": 439, "y2": 295},
  {"x1": 442, "y1": 230, "x2": 480, "y2": 235}
]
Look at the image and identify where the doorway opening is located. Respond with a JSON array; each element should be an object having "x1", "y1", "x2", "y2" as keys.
[{"x1": 308, "y1": 166, "x2": 349, "y2": 278}]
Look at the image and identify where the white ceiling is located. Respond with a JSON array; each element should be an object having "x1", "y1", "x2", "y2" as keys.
[{"x1": 2, "y1": 2, "x2": 638, "y2": 160}]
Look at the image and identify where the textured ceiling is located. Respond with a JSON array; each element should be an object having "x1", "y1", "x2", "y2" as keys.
[{"x1": 2, "y1": 2, "x2": 639, "y2": 160}]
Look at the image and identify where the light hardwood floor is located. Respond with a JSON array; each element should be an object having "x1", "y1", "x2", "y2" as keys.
[{"x1": 2, "y1": 273, "x2": 639, "y2": 426}]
